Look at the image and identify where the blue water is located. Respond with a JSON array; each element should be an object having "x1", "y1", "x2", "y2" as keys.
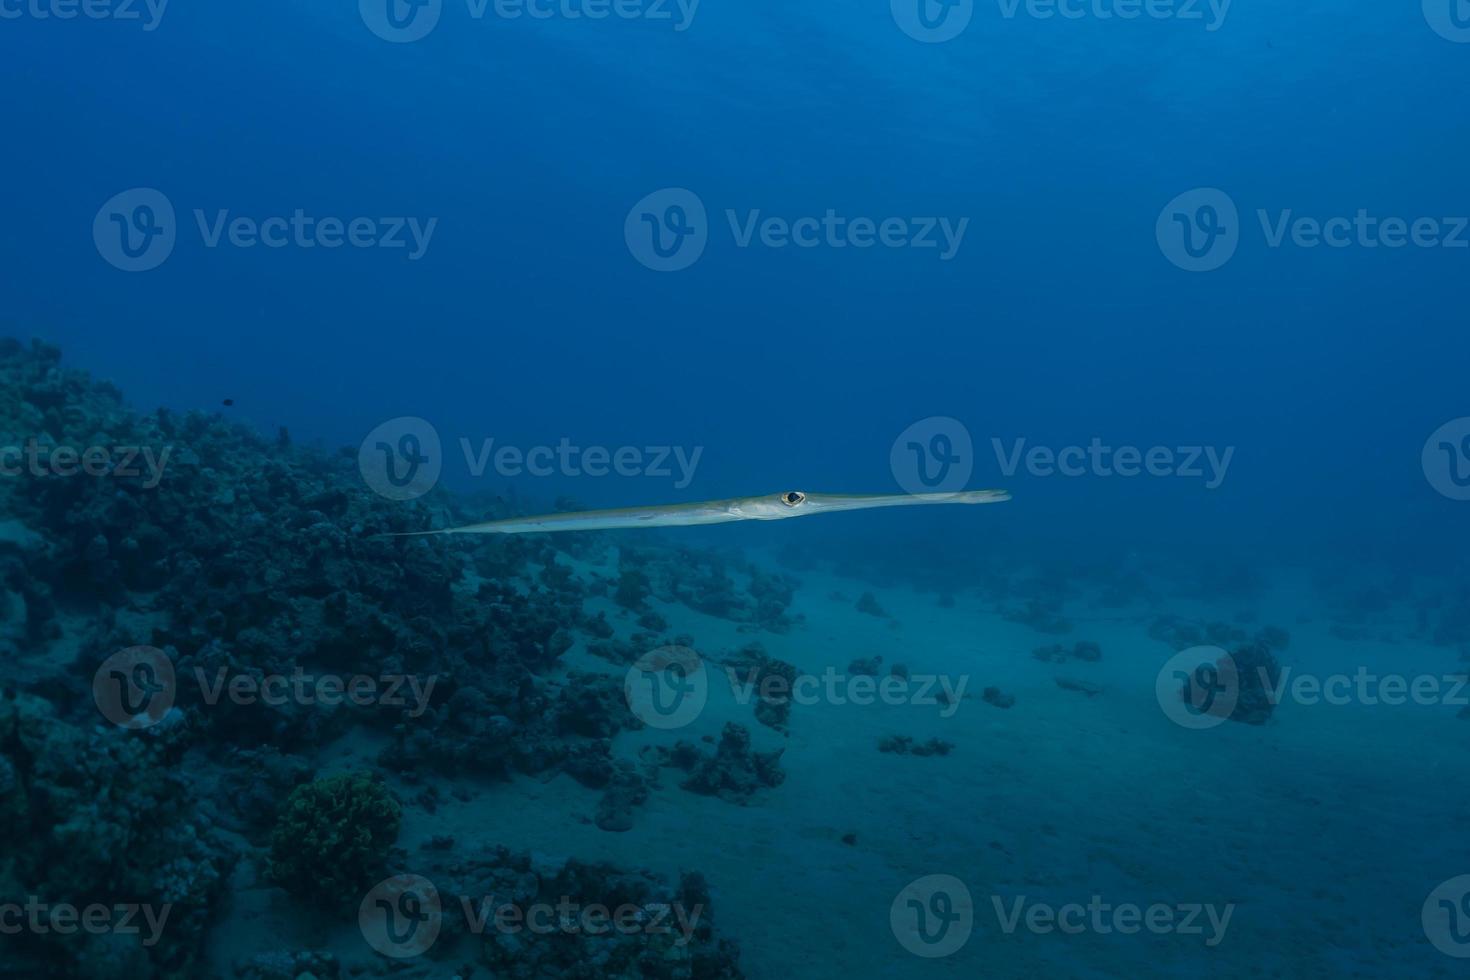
[{"x1": 3, "y1": 2, "x2": 1469, "y2": 977}]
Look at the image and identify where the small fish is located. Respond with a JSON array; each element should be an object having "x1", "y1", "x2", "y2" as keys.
[
  {"x1": 222, "y1": 399, "x2": 234, "y2": 407},
  {"x1": 384, "y1": 489, "x2": 1010, "y2": 537}
]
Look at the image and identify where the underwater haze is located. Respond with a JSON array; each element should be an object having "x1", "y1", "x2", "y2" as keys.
[{"x1": 1, "y1": 1, "x2": 1468, "y2": 977}]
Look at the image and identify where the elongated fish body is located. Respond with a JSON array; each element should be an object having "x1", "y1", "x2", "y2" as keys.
[{"x1": 391, "y1": 489, "x2": 1010, "y2": 536}]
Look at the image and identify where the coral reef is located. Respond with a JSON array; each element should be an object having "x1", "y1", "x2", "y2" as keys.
[
  {"x1": 0, "y1": 690, "x2": 237, "y2": 979},
  {"x1": 877, "y1": 735, "x2": 954, "y2": 756},
  {"x1": 721, "y1": 642, "x2": 798, "y2": 732},
  {"x1": 1002, "y1": 598, "x2": 1073, "y2": 635},
  {"x1": 1031, "y1": 640, "x2": 1102, "y2": 664},
  {"x1": 667, "y1": 723, "x2": 785, "y2": 805},
  {"x1": 0, "y1": 340, "x2": 757, "y2": 976},
  {"x1": 267, "y1": 772, "x2": 402, "y2": 909},
  {"x1": 982, "y1": 686, "x2": 1016, "y2": 709},
  {"x1": 410, "y1": 846, "x2": 745, "y2": 979}
]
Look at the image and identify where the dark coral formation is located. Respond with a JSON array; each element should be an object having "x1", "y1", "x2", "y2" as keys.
[
  {"x1": 1149, "y1": 615, "x2": 1290, "y2": 655},
  {"x1": 409, "y1": 847, "x2": 745, "y2": 978},
  {"x1": 721, "y1": 642, "x2": 798, "y2": 732},
  {"x1": 1054, "y1": 677, "x2": 1103, "y2": 698},
  {"x1": 982, "y1": 686, "x2": 1016, "y2": 709},
  {"x1": 0, "y1": 340, "x2": 757, "y2": 976},
  {"x1": 667, "y1": 723, "x2": 785, "y2": 805},
  {"x1": 1031, "y1": 640, "x2": 1102, "y2": 664},
  {"x1": 1001, "y1": 598, "x2": 1073, "y2": 635},
  {"x1": 877, "y1": 735, "x2": 954, "y2": 756},
  {"x1": 0, "y1": 690, "x2": 236, "y2": 979},
  {"x1": 617, "y1": 546, "x2": 800, "y2": 633},
  {"x1": 1212, "y1": 641, "x2": 1281, "y2": 726}
]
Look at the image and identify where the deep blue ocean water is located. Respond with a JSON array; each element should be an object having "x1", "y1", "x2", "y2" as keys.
[{"x1": 3, "y1": 2, "x2": 1469, "y2": 978}]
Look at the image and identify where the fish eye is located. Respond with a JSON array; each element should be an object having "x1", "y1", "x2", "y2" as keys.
[{"x1": 782, "y1": 491, "x2": 806, "y2": 506}]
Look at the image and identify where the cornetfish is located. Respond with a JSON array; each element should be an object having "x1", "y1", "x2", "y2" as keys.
[{"x1": 386, "y1": 489, "x2": 1010, "y2": 536}]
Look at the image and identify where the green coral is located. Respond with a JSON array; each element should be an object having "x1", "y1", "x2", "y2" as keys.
[{"x1": 267, "y1": 771, "x2": 401, "y2": 909}]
